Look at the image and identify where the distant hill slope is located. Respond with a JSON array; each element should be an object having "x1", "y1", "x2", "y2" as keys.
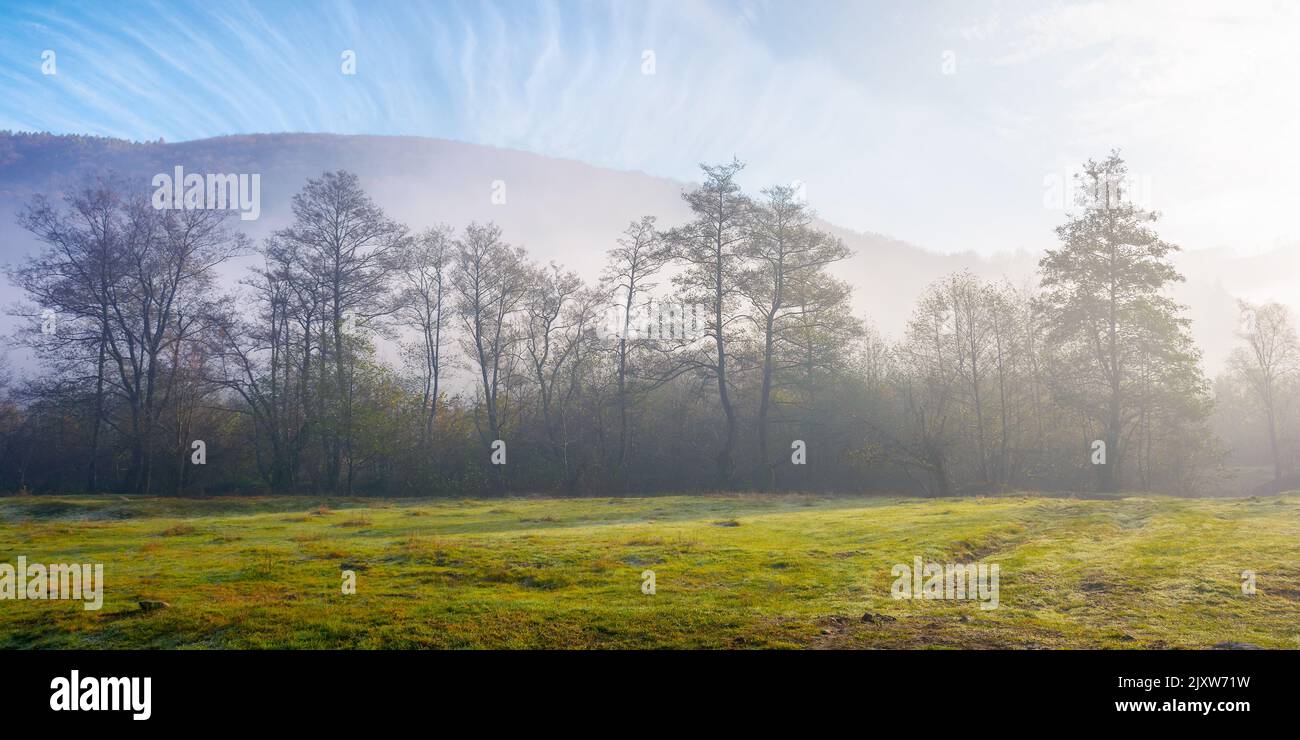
[{"x1": 0, "y1": 132, "x2": 1264, "y2": 373}]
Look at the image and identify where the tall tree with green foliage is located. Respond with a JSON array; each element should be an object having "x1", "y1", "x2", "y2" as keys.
[{"x1": 1037, "y1": 151, "x2": 1208, "y2": 491}]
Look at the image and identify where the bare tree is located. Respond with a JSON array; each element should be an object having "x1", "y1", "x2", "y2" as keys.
[
  {"x1": 112, "y1": 204, "x2": 246, "y2": 494},
  {"x1": 944, "y1": 273, "x2": 992, "y2": 484},
  {"x1": 397, "y1": 225, "x2": 455, "y2": 441},
  {"x1": 272, "y1": 171, "x2": 407, "y2": 493},
  {"x1": 1229, "y1": 300, "x2": 1300, "y2": 484},
  {"x1": 452, "y1": 222, "x2": 529, "y2": 491},
  {"x1": 741, "y1": 184, "x2": 851, "y2": 489},
  {"x1": 601, "y1": 216, "x2": 670, "y2": 489},
  {"x1": 665, "y1": 159, "x2": 752, "y2": 488},
  {"x1": 210, "y1": 247, "x2": 308, "y2": 491},
  {"x1": 12, "y1": 181, "x2": 125, "y2": 492},
  {"x1": 523, "y1": 262, "x2": 584, "y2": 480},
  {"x1": 892, "y1": 284, "x2": 961, "y2": 496}
]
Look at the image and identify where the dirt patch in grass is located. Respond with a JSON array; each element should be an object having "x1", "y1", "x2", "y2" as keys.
[
  {"x1": 9, "y1": 500, "x2": 86, "y2": 519},
  {"x1": 478, "y1": 565, "x2": 572, "y2": 590},
  {"x1": 622, "y1": 537, "x2": 665, "y2": 547},
  {"x1": 383, "y1": 538, "x2": 456, "y2": 566}
]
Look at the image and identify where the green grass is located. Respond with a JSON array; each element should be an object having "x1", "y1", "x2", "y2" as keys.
[{"x1": 1, "y1": 492, "x2": 1298, "y2": 649}]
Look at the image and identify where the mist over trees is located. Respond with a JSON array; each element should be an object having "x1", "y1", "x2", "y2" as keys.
[
  {"x1": 1037, "y1": 153, "x2": 1213, "y2": 493},
  {"x1": 0, "y1": 154, "x2": 1288, "y2": 497},
  {"x1": 1218, "y1": 300, "x2": 1300, "y2": 489}
]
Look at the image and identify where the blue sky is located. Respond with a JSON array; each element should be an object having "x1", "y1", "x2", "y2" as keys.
[{"x1": 2, "y1": 0, "x2": 1299, "y2": 256}]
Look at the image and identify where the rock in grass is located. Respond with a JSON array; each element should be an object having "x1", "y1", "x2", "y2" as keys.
[
  {"x1": 138, "y1": 600, "x2": 171, "y2": 612},
  {"x1": 861, "y1": 612, "x2": 897, "y2": 624}
]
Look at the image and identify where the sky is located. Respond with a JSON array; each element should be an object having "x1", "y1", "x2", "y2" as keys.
[{"x1": 2, "y1": 0, "x2": 1299, "y2": 256}]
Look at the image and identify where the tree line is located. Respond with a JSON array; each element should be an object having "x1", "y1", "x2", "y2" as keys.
[{"x1": 0, "y1": 152, "x2": 1293, "y2": 497}]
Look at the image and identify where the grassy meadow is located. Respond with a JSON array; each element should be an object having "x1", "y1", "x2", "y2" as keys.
[{"x1": 1, "y1": 492, "x2": 1298, "y2": 649}]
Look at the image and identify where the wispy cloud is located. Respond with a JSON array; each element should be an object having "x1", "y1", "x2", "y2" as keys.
[{"x1": 2, "y1": 0, "x2": 1299, "y2": 258}]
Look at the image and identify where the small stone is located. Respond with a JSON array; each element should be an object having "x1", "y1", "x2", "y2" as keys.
[
  {"x1": 861, "y1": 612, "x2": 896, "y2": 624},
  {"x1": 958, "y1": 615, "x2": 971, "y2": 623}
]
